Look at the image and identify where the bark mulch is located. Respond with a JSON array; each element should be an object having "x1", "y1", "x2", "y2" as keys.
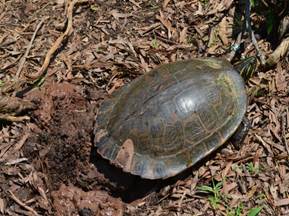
[{"x1": 0, "y1": 0, "x2": 289, "y2": 215}]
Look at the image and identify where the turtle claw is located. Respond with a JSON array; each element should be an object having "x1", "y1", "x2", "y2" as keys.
[{"x1": 230, "y1": 117, "x2": 250, "y2": 150}]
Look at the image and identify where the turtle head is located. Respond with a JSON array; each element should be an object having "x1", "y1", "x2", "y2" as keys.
[{"x1": 233, "y1": 56, "x2": 257, "y2": 81}]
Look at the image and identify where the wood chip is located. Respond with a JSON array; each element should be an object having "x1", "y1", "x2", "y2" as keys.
[
  {"x1": 218, "y1": 17, "x2": 229, "y2": 45},
  {"x1": 275, "y1": 198, "x2": 289, "y2": 207},
  {"x1": 14, "y1": 133, "x2": 29, "y2": 151},
  {"x1": 156, "y1": 10, "x2": 176, "y2": 39},
  {"x1": 0, "y1": 198, "x2": 4, "y2": 214},
  {"x1": 163, "y1": 0, "x2": 172, "y2": 8},
  {"x1": 5, "y1": 158, "x2": 28, "y2": 165},
  {"x1": 179, "y1": 27, "x2": 188, "y2": 44}
]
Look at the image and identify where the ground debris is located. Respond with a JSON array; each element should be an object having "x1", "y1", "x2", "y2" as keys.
[
  {"x1": 51, "y1": 184, "x2": 123, "y2": 216},
  {"x1": 0, "y1": 96, "x2": 36, "y2": 122},
  {"x1": 1, "y1": 0, "x2": 289, "y2": 215}
]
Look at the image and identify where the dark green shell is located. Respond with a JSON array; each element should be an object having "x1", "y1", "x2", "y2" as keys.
[{"x1": 94, "y1": 58, "x2": 247, "y2": 179}]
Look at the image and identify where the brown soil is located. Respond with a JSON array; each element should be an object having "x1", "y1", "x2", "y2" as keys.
[
  {"x1": 24, "y1": 82, "x2": 96, "y2": 189},
  {"x1": 51, "y1": 184, "x2": 123, "y2": 216}
]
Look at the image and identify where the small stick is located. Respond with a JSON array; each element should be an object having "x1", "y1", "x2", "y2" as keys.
[
  {"x1": 0, "y1": 115, "x2": 30, "y2": 122},
  {"x1": 245, "y1": 0, "x2": 266, "y2": 65},
  {"x1": 282, "y1": 109, "x2": 289, "y2": 155},
  {"x1": 226, "y1": 32, "x2": 242, "y2": 62},
  {"x1": 29, "y1": 0, "x2": 79, "y2": 79},
  {"x1": 8, "y1": 190, "x2": 39, "y2": 216},
  {"x1": 16, "y1": 18, "x2": 45, "y2": 78},
  {"x1": 129, "y1": 0, "x2": 141, "y2": 8},
  {"x1": 0, "y1": 54, "x2": 22, "y2": 73}
]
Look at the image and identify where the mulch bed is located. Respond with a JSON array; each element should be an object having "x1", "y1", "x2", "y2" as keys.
[{"x1": 0, "y1": 0, "x2": 289, "y2": 215}]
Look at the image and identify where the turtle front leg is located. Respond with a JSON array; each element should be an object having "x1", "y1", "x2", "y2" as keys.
[{"x1": 229, "y1": 117, "x2": 250, "y2": 150}]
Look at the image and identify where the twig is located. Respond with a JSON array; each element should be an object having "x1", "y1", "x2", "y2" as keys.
[
  {"x1": 245, "y1": 0, "x2": 266, "y2": 65},
  {"x1": 0, "y1": 143, "x2": 14, "y2": 159},
  {"x1": 162, "y1": 0, "x2": 172, "y2": 8},
  {"x1": 29, "y1": 0, "x2": 79, "y2": 79},
  {"x1": 5, "y1": 158, "x2": 28, "y2": 166},
  {"x1": 129, "y1": 0, "x2": 141, "y2": 8},
  {"x1": 14, "y1": 133, "x2": 30, "y2": 151},
  {"x1": 0, "y1": 54, "x2": 22, "y2": 73},
  {"x1": 16, "y1": 18, "x2": 45, "y2": 78},
  {"x1": 282, "y1": 108, "x2": 289, "y2": 156},
  {"x1": 8, "y1": 190, "x2": 39, "y2": 216},
  {"x1": 0, "y1": 115, "x2": 30, "y2": 122},
  {"x1": 226, "y1": 32, "x2": 242, "y2": 62}
]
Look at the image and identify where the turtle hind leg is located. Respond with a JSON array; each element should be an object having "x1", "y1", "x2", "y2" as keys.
[{"x1": 230, "y1": 117, "x2": 250, "y2": 150}]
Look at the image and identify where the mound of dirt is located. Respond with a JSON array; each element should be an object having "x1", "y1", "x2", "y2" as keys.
[
  {"x1": 21, "y1": 81, "x2": 128, "y2": 213},
  {"x1": 24, "y1": 82, "x2": 97, "y2": 189}
]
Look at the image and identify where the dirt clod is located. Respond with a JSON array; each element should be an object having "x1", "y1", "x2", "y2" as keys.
[{"x1": 51, "y1": 184, "x2": 123, "y2": 216}]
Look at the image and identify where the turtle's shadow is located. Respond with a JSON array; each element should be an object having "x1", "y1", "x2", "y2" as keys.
[
  {"x1": 89, "y1": 146, "x2": 222, "y2": 203},
  {"x1": 90, "y1": 147, "x2": 163, "y2": 202}
]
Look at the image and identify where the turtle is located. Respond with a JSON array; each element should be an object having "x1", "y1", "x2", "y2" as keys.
[{"x1": 94, "y1": 57, "x2": 255, "y2": 180}]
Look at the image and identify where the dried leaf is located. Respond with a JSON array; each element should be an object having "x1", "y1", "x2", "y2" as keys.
[
  {"x1": 207, "y1": 44, "x2": 219, "y2": 54},
  {"x1": 207, "y1": 0, "x2": 233, "y2": 15},
  {"x1": 129, "y1": 0, "x2": 141, "y2": 8},
  {"x1": 156, "y1": 11, "x2": 176, "y2": 39},
  {"x1": 222, "y1": 182, "x2": 237, "y2": 194},
  {"x1": 275, "y1": 198, "x2": 289, "y2": 206},
  {"x1": 246, "y1": 185, "x2": 257, "y2": 199},
  {"x1": 14, "y1": 133, "x2": 29, "y2": 151},
  {"x1": 107, "y1": 79, "x2": 124, "y2": 95},
  {"x1": 222, "y1": 161, "x2": 232, "y2": 178},
  {"x1": 194, "y1": 2, "x2": 204, "y2": 16},
  {"x1": 218, "y1": 17, "x2": 229, "y2": 45},
  {"x1": 163, "y1": 0, "x2": 171, "y2": 8},
  {"x1": 223, "y1": 0, "x2": 234, "y2": 10},
  {"x1": 208, "y1": 27, "x2": 218, "y2": 48},
  {"x1": 0, "y1": 198, "x2": 4, "y2": 214},
  {"x1": 179, "y1": 27, "x2": 187, "y2": 43},
  {"x1": 268, "y1": 99, "x2": 282, "y2": 142},
  {"x1": 270, "y1": 185, "x2": 278, "y2": 200},
  {"x1": 110, "y1": 9, "x2": 132, "y2": 21},
  {"x1": 275, "y1": 63, "x2": 288, "y2": 92}
]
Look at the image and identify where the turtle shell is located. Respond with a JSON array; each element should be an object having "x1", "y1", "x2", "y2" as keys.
[{"x1": 94, "y1": 58, "x2": 247, "y2": 179}]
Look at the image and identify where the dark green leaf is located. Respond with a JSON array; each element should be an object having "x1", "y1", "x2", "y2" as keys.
[{"x1": 197, "y1": 185, "x2": 214, "y2": 193}]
